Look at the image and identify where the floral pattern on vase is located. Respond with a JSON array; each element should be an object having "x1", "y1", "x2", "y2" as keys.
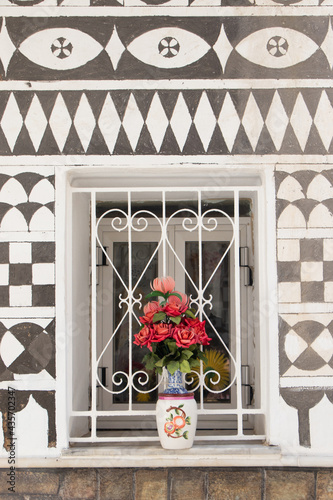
[
  {"x1": 156, "y1": 392, "x2": 197, "y2": 449},
  {"x1": 164, "y1": 403, "x2": 191, "y2": 440}
]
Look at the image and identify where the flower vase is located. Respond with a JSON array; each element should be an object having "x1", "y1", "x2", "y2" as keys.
[{"x1": 156, "y1": 369, "x2": 197, "y2": 449}]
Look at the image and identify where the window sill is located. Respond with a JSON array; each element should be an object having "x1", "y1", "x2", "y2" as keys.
[
  {"x1": 10, "y1": 443, "x2": 282, "y2": 468},
  {"x1": 60, "y1": 443, "x2": 282, "y2": 467},
  {"x1": 3, "y1": 444, "x2": 333, "y2": 467}
]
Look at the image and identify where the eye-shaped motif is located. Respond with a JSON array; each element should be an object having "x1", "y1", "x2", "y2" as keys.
[
  {"x1": 18, "y1": 28, "x2": 103, "y2": 71},
  {"x1": 127, "y1": 28, "x2": 211, "y2": 69},
  {"x1": 9, "y1": 0, "x2": 44, "y2": 4},
  {"x1": 235, "y1": 28, "x2": 318, "y2": 69}
]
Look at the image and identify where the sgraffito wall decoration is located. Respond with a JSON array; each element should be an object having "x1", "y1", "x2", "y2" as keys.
[
  {"x1": 0, "y1": 17, "x2": 332, "y2": 80},
  {"x1": 0, "y1": 167, "x2": 55, "y2": 453},
  {"x1": 0, "y1": 0, "x2": 332, "y2": 459},
  {"x1": 277, "y1": 166, "x2": 333, "y2": 449},
  {"x1": 0, "y1": 89, "x2": 332, "y2": 155}
]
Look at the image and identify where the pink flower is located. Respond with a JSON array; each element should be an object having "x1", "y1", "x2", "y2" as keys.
[
  {"x1": 172, "y1": 326, "x2": 197, "y2": 348},
  {"x1": 151, "y1": 276, "x2": 175, "y2": 294},
  {"x1": 140, "y1": 301, "x2": 162, "y2": 324},
  {"x1": 133, "y1": 325, "x2": 154, "y2": 350},
  {"x1": 152, "y1": 323, "x2": 172, "y2": 342}
]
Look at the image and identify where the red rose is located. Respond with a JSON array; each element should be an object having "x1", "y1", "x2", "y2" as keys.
[
  {"x1": 140, "y1": 301, "x2": 162, "y2": 324},
  {"x1": 184, "y1": 317, "x2": 201, "y2": 329},
  {"x1": 163, "y1": 303, "x2": 182, "y2": 317},
  {"x1": 133, "y1": 325, "x2": 154, "y2": 350},
  {"x1": 172, "y1": 326, "x2": 197, "y2": 348},
  {"x1": 152, "y1": 323, "x2": 172, "y2": 342},
  {"x1": 195, "y1": 330, "x2": 211, "y2": 346},
  {"x1": 163, "y1": 293, "x2": 189, "y2": 317},
  {"x1": 184, "y1": 318, "x2": 211, "y2": 345}
]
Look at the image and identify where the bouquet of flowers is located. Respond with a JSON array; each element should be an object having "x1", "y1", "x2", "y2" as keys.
[{"x1": 134, "y1": 277, "x2": 211, "y2": 375}]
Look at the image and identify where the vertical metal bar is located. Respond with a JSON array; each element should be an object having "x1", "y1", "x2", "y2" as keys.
[
  {"x1": 162, "y1": 190, "x2": 167, "y2": 277},
  {"x1": 90, "y1": 191, "x2": 97, "y2": 439},
  {"x1": 128, "y1": 191, "x2": 133, "y2": 411},
  {"x1": 234, "y1": 190, "x2": 243, "y2": 436},
  {"x1": 198, "y1": 190, "x2": 204, "y2": 411}
]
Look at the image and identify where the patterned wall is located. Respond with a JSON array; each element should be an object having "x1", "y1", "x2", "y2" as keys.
[
  {"x1": 0, "y1": 0, "x2": 332, "y2": 456},
  {"x1": 0, "y1": 167, "x2": 56, "y2": 452},
  {"x1": 276, "y1": 166, "x2": 333, "y2": 448}
]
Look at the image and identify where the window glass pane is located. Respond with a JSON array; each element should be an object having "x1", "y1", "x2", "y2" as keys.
[
  {"x1": 113, "y1": 241, "x2": 158, "y2": 404},
  {"x1": 185, "y1": 241, "x2": 231, "y2": 403}
]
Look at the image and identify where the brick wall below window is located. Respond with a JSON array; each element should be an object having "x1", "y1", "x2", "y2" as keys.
[{"x1": 0, "y1": 467, "x2": 332, "y2": 499}]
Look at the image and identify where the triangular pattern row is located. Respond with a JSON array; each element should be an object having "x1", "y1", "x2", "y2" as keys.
[
  {"x1": 0, "y1": 0, "x2": 331, "y2": 7},
  {"x1": 0, "y1": 89, "x2": 332, "y2": 155}
]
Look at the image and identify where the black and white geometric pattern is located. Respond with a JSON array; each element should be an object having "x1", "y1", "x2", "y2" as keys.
[
  {"x1": 0, "y1": 17, "x2": 332, "y2": 80},
  {"x1": 276, "y1": 171, "x2": 333, "y2": 304},
  {"x1": 281, "y1": 388, "x2": 333, "y2": 448},
  {"x1": 0, "y1": 172, "x2": 55, "y2": 231},
  {"x1": 0, "y1": 0, "x2": 329, "y2": 5},
  {"x1": 0, "y1": 242, "x2": 55, "y2": 307},
  {"x1": 0, "y1": 319, "x2": 55, "y2": 380},
  {"x1": 0, "y1": 89, "x2": 333, "y2": 155},
  {"x1": 1, "y1": 0, "x2": 333, "y2": 454},
  {"x1": 278, "y1": 237, "x2": 333, "y2": 304},
  {"x1": 276, "y1": 171, "x2": 333, "y2": 230},
  {"x1": 0, "y1": 389, "x2": 56, "y2": 449},
  {"x1": 280, "y1": 315, "x2": 333, "y2": 376}
]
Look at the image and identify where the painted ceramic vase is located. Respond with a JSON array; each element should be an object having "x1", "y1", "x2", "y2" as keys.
[{"x1": 156, "y1": 370, "x2": 197, "y2": 449}]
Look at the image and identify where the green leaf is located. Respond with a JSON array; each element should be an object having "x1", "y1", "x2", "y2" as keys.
[
  {"x1": 170, "y1": 316, "x2": 182, "y2": 325},
  {"x1": 185, "y1": 416, "x2": 191, "y2": 425},
  {"x1": 185, "y1": 309, "x2": 196, "y2": 319},
  {"x1": 166, "y1": 360, "x2": 180, "y2": 375},
  {"x1": 180, "y1": 350, "x2": 193, "y2": 360},
  {"x1": 155, "y1": 357, "x2": 165, "y2": 367},
  {"x1": 178, "y1": 404, "x2": 184, "y2": 408},
  {"x1": 145, "y1": 291, "x2": 166, "y2": 300},
  {"x1": 143, "y1": 357, "x2": 155, "y2": 371},
  {"x1": 183, "y1": 431, "x2": 189, "y2": 440},
  {"x1": 156, "y1": 366, "x2": 163, "y2": 376},
  {"x1": 165, "y1": 339, "x2": 178, "y2": 354},
  {"x1": 179, "y1": 359, "x2": 191, "y2": 373},
  {"x1": 152, "y1": 312, "x2": 167, "y2": 323},
  {"x1": 197, "y1": 352, "x2": 208, "y2": 364},
  {"x1": 175, "y1": 408, "x2": 180, "y2": 415},
  {"x1": 189, "y1": 358, "x2": 200, "y2": 368}
]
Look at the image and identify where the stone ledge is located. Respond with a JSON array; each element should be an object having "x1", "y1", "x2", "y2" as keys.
[
  {"x1": 0, "y1": 444, "x2": 284, "y2": 468},
  {"x1": 2, "y1": 445, "x2": 333, "y2": 468}
]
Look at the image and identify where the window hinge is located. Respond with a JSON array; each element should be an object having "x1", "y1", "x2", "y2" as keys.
[
  {"x1": 239, "y1": 247, "x2": 253, "y2": 286},
  {"x1": 241, "y1": 365, "x2": 254, "y2": 406},
  {"x1": 96, "y1": 246, "x2": 108, "y2": 267},
  {"x1": 97, "y1": 367, "x2": 108, "y2": 388}
]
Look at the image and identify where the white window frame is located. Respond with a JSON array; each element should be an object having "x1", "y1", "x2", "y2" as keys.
[{"x1": 55, "y1": 160, "x2": 280, "y2": 456}]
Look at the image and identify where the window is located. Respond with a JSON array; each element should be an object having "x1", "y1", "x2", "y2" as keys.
[{"x1": 65, "y1": 165, "x2": 277, "y2": 446}]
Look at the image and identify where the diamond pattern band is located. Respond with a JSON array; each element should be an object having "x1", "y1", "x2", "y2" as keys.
[{"x1": 0, "y1": 89, "x2": 332, "y2": 155}]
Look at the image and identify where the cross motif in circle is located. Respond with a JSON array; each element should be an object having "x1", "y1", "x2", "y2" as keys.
[
  {"x1": 51, "y1": 37, "x2": 73, "y2": 59},
  {"x1": 267, "y1": 36, "x2": 289, "y2": 57},
  {"x1": 158, "y1": 37, "x2": 180, "y2": 58}
]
